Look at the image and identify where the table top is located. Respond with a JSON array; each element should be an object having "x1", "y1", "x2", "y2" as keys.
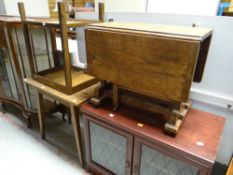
[
  {"x1": 0, "y1": 15, "x2": 98, "y2": 27},
  {"x1": 26, "y1": 18, "x2": 98, "y2": 28},
  {"x1": 87, "y1": 22, "x2": 213, "y2": 41},
  {"x1": 24, "y1": 78, "x2": 99, "y2": 106},
  {"x1": 81, "y1": 103, "x2": 225, "y2": 164}
]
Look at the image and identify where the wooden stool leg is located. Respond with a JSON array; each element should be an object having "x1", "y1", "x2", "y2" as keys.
[
  {"x1": 70, "y1": 105, "x2": 84, "y2": 167},
  {"x1": 113, "y1": 84, "x2": 120, "y2": 111},
  {"x1": 37, "y1": 92, "x2": 46, "y2": 139}
]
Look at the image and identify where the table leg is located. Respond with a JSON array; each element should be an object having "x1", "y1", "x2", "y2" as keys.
[
  {"x1": 70, "y1": 105, "x2": 84, "y2": 167},
  {"x1": 37, "y1": 92, "x2": 45, "y2": 139}
]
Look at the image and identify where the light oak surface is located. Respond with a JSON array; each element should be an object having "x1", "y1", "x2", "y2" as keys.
[
  {"x1": 88, "y1": 22, "x2": 213, "y2": 41},
  {"x1": 39, "y1": 69, "x2": 97, "y2": 87},
  {"x1": 24, "y1": 78, "x2": 99, "y2": 106},
  {"x1": 226, "y1": 157, "x2": 233, "y2": 175},
  {"x1": 24, "y1": 77, "x2": 99, "y2": 167}
]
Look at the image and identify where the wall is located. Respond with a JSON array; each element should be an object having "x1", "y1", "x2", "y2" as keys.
[
  {"x1": 0, "y1": 0, "x2": 6, "y2": 14},
  {"x1": 147, "y1": 0, "x2": 220, "y2": 15},
  {"x1": 0, "y1": 0, "x2": 49, "y2": 17},
  {"x1": 94, "y1": 0, "x2": 147, "y2": 12}
]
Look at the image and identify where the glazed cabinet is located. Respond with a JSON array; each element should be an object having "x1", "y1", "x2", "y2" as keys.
[
  {"x1": 81, "y1": 103, "x2": 225, "y2": 175},
  {"x1": 0, "y1": 16, "x2": 60, "y2": 125},
  {"x1": 0, "y1": 16, "x2": 37, "y2": 122},
  {"x1": 84, "y1": 116, "x2": 133, "y2": 175}
]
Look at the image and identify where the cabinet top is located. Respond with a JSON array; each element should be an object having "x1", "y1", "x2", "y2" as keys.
[
  {"x1": 87, "y1": 22, "x2": 213, "y2": 41},
  {"x1": 81, "y1": 103, "x2": 225, "y2": 164}
]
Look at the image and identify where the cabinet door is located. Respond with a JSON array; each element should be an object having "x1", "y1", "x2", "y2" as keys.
[
  {"x1": 83, "y1": 115, "x2": 133, "y2": 175},
  {"x1": 0, "y1": 48, "x2": 20, "y2": 101},
  {"x1": 133, "y1": 137, "x2": 210, "y2": 175}
]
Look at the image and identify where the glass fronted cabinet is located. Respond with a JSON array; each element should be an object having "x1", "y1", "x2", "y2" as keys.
[
  {"x1": 0, "y1": 16, "x2": 38, "y2": 126},
  {"x1": 0, "y1": 16, "x2": 62, "y2": 126},
  {"x1": 81, "y1": 103, "x2": 225, "y2": 175}
]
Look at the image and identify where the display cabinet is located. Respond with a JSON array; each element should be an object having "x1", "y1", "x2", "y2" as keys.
[
  {"x1": 85, "y1": 22, "x2": 213, "y2": 135},
  {"x1": 18, "y1": 2, "x2": 104, "y2": 95},
  {"x1": 81, "y1": 103, "x2": 225, "y2": 175},
  {"x1": 0, "y1": 16, "x2": 64, "y2": 126},
  {"x1": 0, "y1": 16, "x2": 36, "y2": 125}
]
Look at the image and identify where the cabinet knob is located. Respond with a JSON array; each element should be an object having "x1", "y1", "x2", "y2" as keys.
[
  {"x1": 133, "y1": 164, "x2": 139, "y2": 174},
  {"x1": 125, "y1": 160, "x2": 131, "y2": 168}
]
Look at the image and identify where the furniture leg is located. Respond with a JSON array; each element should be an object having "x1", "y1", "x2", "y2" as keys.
[
  {"x1": 26, "y1": 117, "x2": 32, "y2": 128},
  {"x1": 0, "y1": 102, "x2": 7, "y2": 113},
  {"x1": 70, "y1": 105, "x2": 84, "y2": 167},
  {"x1": 37, "y1": 92, "x2": 46, "y2": 139},
  {"x1": 112, "y1": 84, "x2": 120, "y2": 111}
]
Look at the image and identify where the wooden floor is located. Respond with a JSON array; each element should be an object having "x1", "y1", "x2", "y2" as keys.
[{"x1": 44, "y1": 69, "x2": 96, "y2": 87}]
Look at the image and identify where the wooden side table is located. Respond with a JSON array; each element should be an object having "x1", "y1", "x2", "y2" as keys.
[
  {"x1": 24, "y1": 78, "x2": 99, "y2": 167},
  {"x1": 81, "y1": 103, "x2": 225, "y2": 175}
]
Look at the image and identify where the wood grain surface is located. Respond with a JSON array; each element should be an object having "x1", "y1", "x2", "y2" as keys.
[
  {"x1": 87, "y1": 22, "x2": 213, "y2": 41},
  {"x1": 24, "y1": 78, "x2": 99, "y2": 106},
  {"x1": 86, "y1": 27, "x2": 200, "y2": 103}
]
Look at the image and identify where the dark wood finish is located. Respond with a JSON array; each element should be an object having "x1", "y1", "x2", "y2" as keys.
[
  {"x1": 133, "y1": 137, "x2": 210, "y2": 175},
  {"x1": 0, "y1": 97, "x2": 32, "y2": 127},
  {"x1": 19, "y1": 2, "x2": 105, "y2": 95},
  {"x1": 83, "y1": 112, "x2": 134, "y2": 175},
  {"x1": 81, "y1": 103, "x2": 225, "y2": 175},
  {"x1": 0, "y1": 15, "x2": 36, "y2": 126},
  {"x1": 86, "y1": 22, "x2": 212, "y2": 103},
  {"x1": 0, "y1": 26, "x2": 3, "y2": 48},
  {"x1": 193, "y1": 35, "x2": 212, "y2": 82},
  {"x1": 85, "y1": 22, "x2": 213, "y2": 134}
]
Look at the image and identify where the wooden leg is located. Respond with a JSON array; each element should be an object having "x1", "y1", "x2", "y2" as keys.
[
  {"x1": 89, "y1": 81, "x2": 107, "y2": 107},
  {"x1": 67, "y1": 109, "x2": 71, "y2": 124},
  {"x1": 70, "y1": 105, "x2": 84, "y2": 167},
  {"x1": 37, "y1": 92, "x2": 46, "y2": 139},
  {"x1": 1, "y1": 102, "x2": 7, "y2": 113},
  {"x1": 113, "y1": 84, "x2": 120, "y2": 111},
  {"x1": 164, "y1": 101, "x2": 192, "y2": 135},
  {"x1": 26, "y1": 117, "x2": 32, "y2": 128}
]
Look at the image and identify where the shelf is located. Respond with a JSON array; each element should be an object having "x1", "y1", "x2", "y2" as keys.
[{"x1": 34, "y1": 67, "x2": 98, "y2": 95}]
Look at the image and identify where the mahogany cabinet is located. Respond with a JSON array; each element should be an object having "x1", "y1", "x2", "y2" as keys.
[
  {"x1": 0, "y1": 16, "x2": 37, "y2": 125},
  {"x1": 81, "y1": 103, "x2": 225, "y2": 175},
  {"x1": 0, "y1": 16, "x2": 61, "y2": 126}
]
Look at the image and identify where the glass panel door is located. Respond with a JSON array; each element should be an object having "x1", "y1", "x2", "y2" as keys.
[
  {"x1": 84, "y1": 116, "x2": 133, "y2": 175},
  {"x1": 133, "y1": 137, "x2": 201, "y2": 175}
]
